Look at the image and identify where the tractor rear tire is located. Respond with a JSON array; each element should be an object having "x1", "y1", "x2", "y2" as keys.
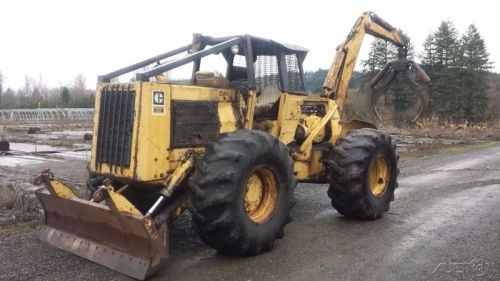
[
  {"x1": 326, "y1": 128, "x2": 398, "y2": 220},
  {"x1": 188, "y1": 129, "x2": 296, "y2": 255}
]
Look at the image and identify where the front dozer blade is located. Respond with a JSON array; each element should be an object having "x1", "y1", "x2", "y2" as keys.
[{"x1": 35, "y1": 188, "x2": 167, "y2": 280}]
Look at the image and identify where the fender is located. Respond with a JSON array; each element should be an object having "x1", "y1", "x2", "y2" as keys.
[{"x1": 339, "y1": 119, "x2": 377, "y2": 137}]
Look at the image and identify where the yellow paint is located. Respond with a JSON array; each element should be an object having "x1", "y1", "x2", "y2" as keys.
[
  {"x1": 48, "y1": 180, "x2": 76, "y2": 199},
  {"x1": 90, "y1": 83, "x2": 238, "y2": 182},
  {"x1": 245, "y1": 173, "x2": 263, "y2": 214},
  {"x1": 160, "y1": 153, "x2": 194, "y2": 198},
  {"x1": 299, "y1": 105, "x2": 337, "y2": 153},
  {"x1": 302, "y1": 115, "x2": 325, "y2": 143},
  {"x1": 293, "y1": 161, "x2": 310, "y2": 180},
  {"x1": 244, "y1": 165, "x2": 279, "y2": 224},
  {"x1": 244, "y1": 91, "x2": 257, "y2": 129},
  {"x1": 369, "y1": 156, "x2": 389, "y2": 197},
  {"x1": 218, "y1": 102, "x2": 238, "y2": 133},
  {"x1": 88, "y1": 13, "x2": 401, "y2": 185},
  {"x1": 89, "y1": 79, "x2": 374, "y2": 184},
  {"x1": 103, "y1": 186, "x2": 143, "y2": 216},
  {"x1": 293, "y1": 148, "x2": 326, "y2": 181},
  {"x1": 323, "y1": 11, "x2": 406, "y2": 112},
  {"x1": 276, "y1": 93, "x2": 303, "y2": 144},
  {"x1": 309, "y1": 149, "x2": 325, "y2": 179}
]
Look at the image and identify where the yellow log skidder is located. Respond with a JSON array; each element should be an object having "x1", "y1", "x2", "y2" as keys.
[{"x1": 34, "y1": 12, "x2": 431, "y2": 279}]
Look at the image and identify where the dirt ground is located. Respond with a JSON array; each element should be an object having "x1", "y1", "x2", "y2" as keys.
[{"x1": 1, "y1": 142, "x2": 499, "y2": 281}]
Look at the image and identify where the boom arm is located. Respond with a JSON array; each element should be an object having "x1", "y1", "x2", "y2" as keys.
[{"x1": 322, "y1": 12, "x2": 407, "y2": 111}]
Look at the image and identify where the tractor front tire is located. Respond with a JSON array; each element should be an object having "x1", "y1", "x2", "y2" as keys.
[
  {"x1": 188, "y1": 129, "x2": 296, "y2": 255},
  {"x1": 326, "y1": 128, "x2": 398, "y2": 220}
]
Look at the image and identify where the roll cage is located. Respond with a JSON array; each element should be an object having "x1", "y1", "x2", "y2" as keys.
[{"x1": 98, "y1": 34, "x2": 309, "y2": 95}]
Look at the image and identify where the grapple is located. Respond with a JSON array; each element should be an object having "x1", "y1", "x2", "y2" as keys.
[
  {"x1": 33, "y1": 170, "x2": 168, "y2": 280},
  {"x1": 370, "y1": 47, "x2": 432, "y2": 123}
]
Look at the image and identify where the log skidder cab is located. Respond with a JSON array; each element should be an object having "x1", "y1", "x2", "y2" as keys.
[{"x1": 33, "y1": 12, "x2": 431, "y2": 280}]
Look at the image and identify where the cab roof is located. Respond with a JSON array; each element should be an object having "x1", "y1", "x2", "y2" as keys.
[{"x1": 202, "y1": 34, "x2": 309, "y2": 57}]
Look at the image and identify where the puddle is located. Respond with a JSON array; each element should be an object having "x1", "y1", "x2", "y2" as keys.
[
  {"x1": 435, "y1": 150, "x2": 500, "y2": 171},
  {"x1": 10, "y1": 143, "x2": 62, "y2": 152},
  {"x1": 398, "y1": 170, "x2": 454, "y2": 187},
  {"x1": 0, "y1": 155, "x2": 55, "y2": 167},
  {"x1": 1, "y1": 142, "x2": 90, "y2": 167},
  {"x1": 36, "y1": 130, "x2": 92, "y2": 141}
]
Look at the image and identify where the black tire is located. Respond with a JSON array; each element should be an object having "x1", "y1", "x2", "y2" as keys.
[
  {"x1": 326, "y1": 128, "x2": 398, "y2": 220},
  {"x1": 188, "y1": 129, "x2": 296, "y2": 255}
]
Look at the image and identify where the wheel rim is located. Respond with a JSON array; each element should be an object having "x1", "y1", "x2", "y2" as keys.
[
  {"x1": 244, "y1": 165, "x2": 279, "y2": 224},
  {"x1": 369, "y1": 155, "x2": 389, "y2": 197}
]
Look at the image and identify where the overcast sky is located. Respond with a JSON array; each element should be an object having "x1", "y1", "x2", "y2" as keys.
[{"x1": 1, "y1": 0, "x2": 498, "y2": 90}]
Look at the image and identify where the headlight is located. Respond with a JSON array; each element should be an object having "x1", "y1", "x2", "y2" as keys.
[{"x1": 231, "y1": 44, "x2": 240, "y2": 54}]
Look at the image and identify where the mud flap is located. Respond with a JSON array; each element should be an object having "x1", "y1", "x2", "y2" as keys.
[{"x1": 36, "y1": 190, "x2": 168, "y2": 280}]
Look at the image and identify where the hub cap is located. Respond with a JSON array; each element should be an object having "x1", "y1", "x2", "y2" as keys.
[
  {"x1": 244, "y1": 165, "x2": 279, "y2": 223},
  {"x1": 369, "y1": 156, "x2": 389, "y2": 197}
]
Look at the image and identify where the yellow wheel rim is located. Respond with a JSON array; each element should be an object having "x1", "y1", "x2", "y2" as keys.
[
  {"x1": 369, "y1": 156, "x2": 390, "y2": 197},
  {"x1": 244, "y1": 165, "x2": 279, "y2": 224}
]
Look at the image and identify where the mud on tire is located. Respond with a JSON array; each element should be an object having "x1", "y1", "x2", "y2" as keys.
[
  {"x1": 326, "y1": 128, "x2": 398, "y2": 220},
  {"x1": 188, "y1": 129, "x2": 296, "y2": 255}
]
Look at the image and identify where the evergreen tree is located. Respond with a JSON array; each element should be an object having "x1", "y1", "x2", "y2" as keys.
[
  {"x1": 460, "y1": 24, "x2": 492, "y2": 71},
  {"x1": 304, "y1": 69, "x2": 328, "y2": 93},
  {"x1": 421, "y1": 21, "x2": 492, "y2": 121},
  {"x1": 421, "y1": 21, "x2": 462, "y2": 119},
  {"x1": 362, "y1": 40, "x2": 394, "y2": 72},
  {"x1": 1, "y1": 88, "x2": 17, "y2": 109},
  {"x1": 60, "y1": 87, "x2": 71, "y2": 106},
  {"x1": 421, "y1": 34, "x2": 436, "y2": 67},
  {"x1": 457, "y1": 24, "x2": 492, "y2": 120},
  {"x1": 433, "y1": 21, "x2": 460, "y2": 69}
]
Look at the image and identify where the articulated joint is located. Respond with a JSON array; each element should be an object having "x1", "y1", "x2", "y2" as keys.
[{"x1": 298, "y1": 105, "x2": 338, "y2": 154}]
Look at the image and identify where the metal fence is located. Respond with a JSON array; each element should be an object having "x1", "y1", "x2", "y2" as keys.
[{"x1": 0, "y1": 108, "x2": 94, "y2": 124}]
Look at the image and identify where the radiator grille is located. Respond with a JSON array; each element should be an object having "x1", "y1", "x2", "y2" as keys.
[
  {"x1": 171, "y1": 101, "x2": 219, "y2": 148},
  {"x1": 96, "y1": 85, "x2": 135, "y2": 168}
]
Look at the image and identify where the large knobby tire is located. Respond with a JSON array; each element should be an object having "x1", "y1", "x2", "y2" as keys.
[
  {"x1": 188, "y1": 129, "x2": 296, "y2": 255},
  {"x1": 326, "y1": 128, "x2": 398, "y2": 220}
]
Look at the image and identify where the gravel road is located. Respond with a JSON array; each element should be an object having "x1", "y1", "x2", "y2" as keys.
[{"x1": 1, "y1": 143, "x2": 499, "y2": 281}]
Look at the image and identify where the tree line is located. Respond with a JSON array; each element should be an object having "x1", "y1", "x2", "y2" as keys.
[
  {"x1": 421, "y1": 22, "x2": 492, "y2": 122},
  {"x1": 0, "y1": 73, "x2": 94, "y2": 109}
]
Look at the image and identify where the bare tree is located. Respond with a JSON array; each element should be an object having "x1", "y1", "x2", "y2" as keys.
[
  {"x1": 72, "y1": 73, "x2": 87, "y2": 96},
  {"x1": 35, "y1": 75, "x2": 49, "y2": 100}
]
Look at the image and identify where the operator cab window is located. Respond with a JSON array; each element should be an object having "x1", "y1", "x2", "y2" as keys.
[
  {"x1": 162, "y1": 62, "x2": 194, "y2": 85},
  {"x1": 230, "y1": 55, "x2": 248, "y2": 81},
  {"x1": 198, "y1": 53, "x2": 228, "y2": 78},
  {"x1": 194, "y1": 53, "x2": 230, "y2": 89},
  {"x1": 284, "y1": 54, "x2": 305, "y2": 93},
  {"x1": 254, "y1": 55, "x2": 281, "y2": 105}
]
